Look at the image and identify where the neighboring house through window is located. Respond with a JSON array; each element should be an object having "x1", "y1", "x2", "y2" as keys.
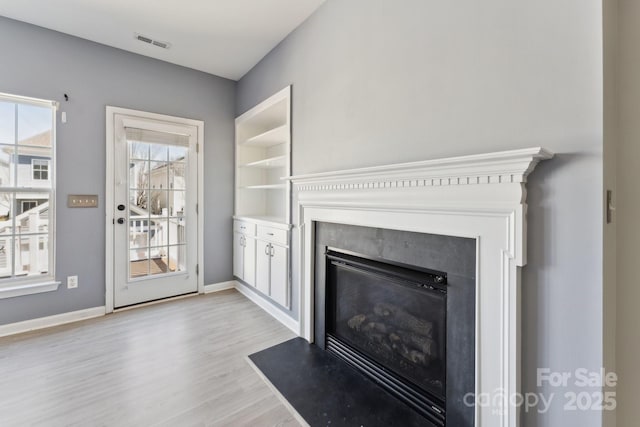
[{"x1": 0, "y1": 92, "x2": 56, "y2": 289}]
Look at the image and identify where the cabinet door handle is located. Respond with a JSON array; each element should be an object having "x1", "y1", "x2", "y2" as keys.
[
  {"x1": 265, "y1": 243, "x2": 270, "y2": 255},
  {"x1": 270, "y1": 245, "x2": 275, "y2": 257},
  {"x1": 266, "y1": 232, "x2": 274, "y2": 236}
]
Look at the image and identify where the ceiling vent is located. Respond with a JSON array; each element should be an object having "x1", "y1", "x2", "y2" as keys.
[{"x1": 134, "y1": 33, "x2": 171, "y2": 50}]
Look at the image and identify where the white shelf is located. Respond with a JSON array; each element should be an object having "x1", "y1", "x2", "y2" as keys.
[
  {"x1": 233, "y1": 215, "x2": 292, "y2": 229},
  {"x1": 241, "y1": 125, "x2": 288, "y2": 147},
  {"x1": 240, "y1": 155, "x2": 286, "y2": 169},
  {"x1": 241, "y1": 184, "x2": 286, "y2": 190}
]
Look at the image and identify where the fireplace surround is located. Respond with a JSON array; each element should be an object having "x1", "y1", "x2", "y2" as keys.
[
  {"x1": 287, "y1": 148, "x2": 553, "y2": 427},
  {"x1": 314, "y1": 224, "x2": 476, "y2": 426}
]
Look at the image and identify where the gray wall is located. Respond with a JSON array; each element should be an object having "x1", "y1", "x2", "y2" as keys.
[
  {"x1": 236, "y1": 1, "x2": 604, "y2": 426},
  {"x1": 0, "y1": 17, "x2": 235, "y2": 325}
]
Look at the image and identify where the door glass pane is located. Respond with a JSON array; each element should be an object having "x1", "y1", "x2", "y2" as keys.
[
  {"x1": 169, "y1": 190, "x2": 185, "y2": 216},
  {"x1": 149, "y1": 161, "x2": 168, "y2": 191},
  {"x1": 168, "y1": 218, "x2": 185, "y2": 246},
  {"x1": 169, "y1": 162, "x2": 186, "y2": 190},
  {"x1": 130, "y1": 249, "x2": 149, "y2": 278},
  {"x1": 129, "y1": 220, "x2": 149, "y2": 249},
  {"x1": 127, "y1": 134, "x2": 189, "y2": 280},
  {"x1": 130, "y1": 189, "x2": 148, "y2": 211},
  {"x1": 129, "y1": 160, "x2": 148, "y2": 190},
  {"x1": 169, "y1": 146, "x2": 187, "y2": 162},
  {"x1": 151, "y1": 219, "x2": 168, "y2": 247},
  {"x1": 149, "y1": 144, "x2": 168, "y2": 162},
  {"x1": 149, "y1": 246, "x2": 168, "y2": 276},
  {"x1": 169, "y1": 245, "x2": 186, "y2": 272},
  {"x1": 130, "y1": 142, "x2": 150, "y2": 161},
  {"x1": 149, "y1": 190, "x2": 168, "y2": 216}
]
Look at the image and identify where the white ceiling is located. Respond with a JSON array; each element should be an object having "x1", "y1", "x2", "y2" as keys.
[{"x1": 0, "y1": 0, "x2": 325, "y2": 80}]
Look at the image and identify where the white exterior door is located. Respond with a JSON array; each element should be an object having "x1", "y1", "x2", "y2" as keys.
[{"x1": 111, "y1": 112, "x2": 199, "y2": 308}]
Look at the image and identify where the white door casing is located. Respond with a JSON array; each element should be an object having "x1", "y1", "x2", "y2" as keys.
[{"x1": 106, "y1": 107, "x2": 204, "y2": 311}]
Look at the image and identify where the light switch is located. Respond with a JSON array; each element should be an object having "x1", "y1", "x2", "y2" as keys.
[{"x1": 68, "y1": 194, "x2": 98, "y2": 208}]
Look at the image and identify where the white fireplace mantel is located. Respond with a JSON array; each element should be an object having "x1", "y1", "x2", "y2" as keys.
[{"x1": 286, "y1": 147, "x2": 553, "y2": 427}]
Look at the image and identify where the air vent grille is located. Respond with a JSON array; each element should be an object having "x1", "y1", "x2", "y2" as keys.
[{"x1": 135, "y1": 33, "x2": 171, "y2": 50}]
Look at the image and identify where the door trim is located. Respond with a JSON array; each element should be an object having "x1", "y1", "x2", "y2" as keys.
[{"x1": 105, "y1": 106, "x2": 204, "y2": 313}]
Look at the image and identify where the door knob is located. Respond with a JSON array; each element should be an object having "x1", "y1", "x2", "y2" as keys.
[
  {"x1": 117, "y1": 204, "x2": 125, "y2": 211},
  {"x1": 117, "y1": 218, "x2": 125, "y2": 224}
]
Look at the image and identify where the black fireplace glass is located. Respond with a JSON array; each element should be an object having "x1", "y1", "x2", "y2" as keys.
[{"x1": 327, "y1": 251, "x2": 447, "y2": 400}]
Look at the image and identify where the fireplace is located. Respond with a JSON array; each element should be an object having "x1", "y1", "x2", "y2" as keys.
[
  {"x1": 325, "y1": 248, "x2": 448, "y2": 425},
  {"x1": 290, "y1": 147, "x2": 553, "y2": 426}
]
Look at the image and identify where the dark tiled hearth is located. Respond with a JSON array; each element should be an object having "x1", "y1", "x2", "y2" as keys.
[{"x1": 249, "y1": 337, "x2": 437, "y2": 427}]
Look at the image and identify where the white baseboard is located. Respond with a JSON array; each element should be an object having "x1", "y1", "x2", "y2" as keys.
[
  {"x1": 0, "y1": 306, "x2": 106, "y2": 338},
  {"x1": 234, "y1": 281, "x2": 300, "y2": 335},
  {"x1": 204, "y1": 280, "x2": 237, "y2": 294}
]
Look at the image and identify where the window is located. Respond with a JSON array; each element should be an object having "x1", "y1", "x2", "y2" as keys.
[
  {"x1": 21, "y1": 200, "x2": 38, "y2": 213},
  {"x1": 32, "y1": 159, "x2": 49, "y2": 180},
  {"x1": 0, "y1": 92, "x2": 56, "y2": 293}
]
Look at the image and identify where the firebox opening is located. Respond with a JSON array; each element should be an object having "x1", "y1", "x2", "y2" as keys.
[{"x1": 325, "y1": 248, "x2": 448, "y2": 426}]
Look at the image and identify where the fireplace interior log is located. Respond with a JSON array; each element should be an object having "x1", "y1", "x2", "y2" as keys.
[{"x1": 347, "y1": 305, "x2": 437, "y2": 367}]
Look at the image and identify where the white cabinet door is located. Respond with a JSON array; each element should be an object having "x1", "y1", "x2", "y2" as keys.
[
  {"x1": 233, "y1": 232, "x2": 244, "y2": 280},
  {"x1": 256, "y1": 240, "x2": 271, "y2": 295},
  {"x1": 244, "y1": 236, "x2": 256, "y2": 287},
  {"x1": 269, "y1": 243, "x2": 288, "y2": 307}
]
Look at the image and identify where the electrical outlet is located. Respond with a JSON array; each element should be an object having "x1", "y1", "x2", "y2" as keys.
[{"x1": 67, "y1": 275, "x2": 78, "y2": 289}]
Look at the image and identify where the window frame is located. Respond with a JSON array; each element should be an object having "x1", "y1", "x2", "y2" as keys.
[{"x1": 0, "y1": 92, "x2": 58, "y2": 298}]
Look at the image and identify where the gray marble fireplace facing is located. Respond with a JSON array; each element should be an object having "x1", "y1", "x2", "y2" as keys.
[{"x1": 314, "y1": 221, "x2": 476, "y2": 426}]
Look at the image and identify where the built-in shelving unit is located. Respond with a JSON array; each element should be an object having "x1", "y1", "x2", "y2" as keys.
[
  {"x1": 235, "y1": 86, "x2": 291, "y2": 225},
  {"x1": 233, "y1": 86, "x2": 292, "y2": 309}
]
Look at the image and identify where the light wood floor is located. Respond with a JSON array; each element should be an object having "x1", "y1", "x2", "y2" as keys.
[{"x1": 0, "y1": 289, "x2": 300, "y2": 427}]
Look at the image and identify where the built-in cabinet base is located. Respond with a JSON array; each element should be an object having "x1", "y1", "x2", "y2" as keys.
[{"x1": 233, "y1": 217, "x2": 290, "y2": 308}]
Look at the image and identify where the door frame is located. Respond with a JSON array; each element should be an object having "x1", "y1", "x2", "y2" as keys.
[{"x1": 105, "y1": 106, "x2": 204, "y2": 313}]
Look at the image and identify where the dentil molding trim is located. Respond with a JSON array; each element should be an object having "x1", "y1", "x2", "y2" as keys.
[{"x1": 289, "y1": 147, "x2": 553, "y2": 191}]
